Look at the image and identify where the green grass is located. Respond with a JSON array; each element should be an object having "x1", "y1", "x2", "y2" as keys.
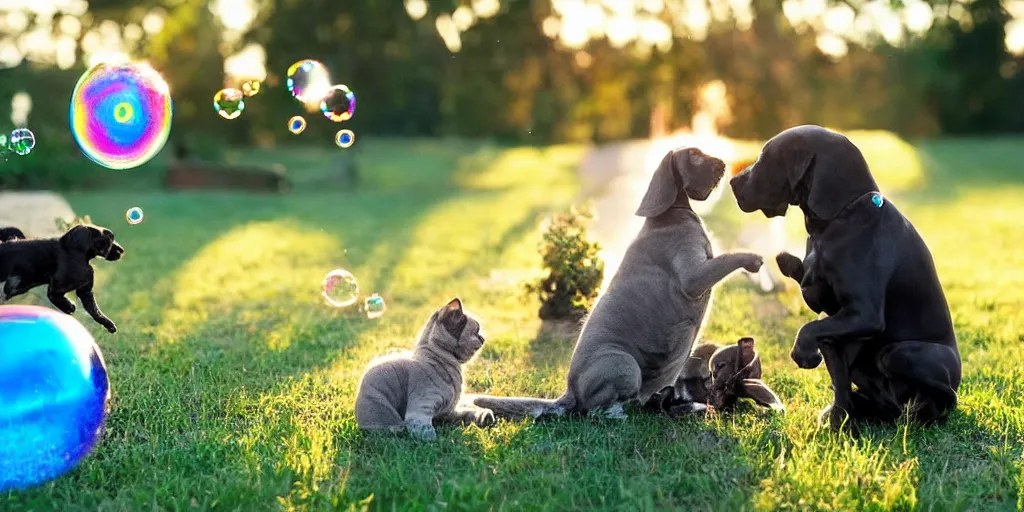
[{"x1": 2, "y1": 135, "x2": 1024, "y2": 511}]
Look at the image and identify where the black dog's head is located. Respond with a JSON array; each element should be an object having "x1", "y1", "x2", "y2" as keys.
[
  {"x1": 729, "y1": 125, "x2": 879, "y2": 220},
  {"x1": 60, "y1": 224, "x2": 124, "y2": 261},
  {"x1": 0, "y1": 227, "x2": 26, "y2": 243},
  {"x1": 635, "y1": 147, "x2": 727, "y2": 218}
]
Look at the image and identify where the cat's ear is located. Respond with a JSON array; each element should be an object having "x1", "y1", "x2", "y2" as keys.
[{"x1": 442, "y1": 297, "x2": 463, "y2": 315}]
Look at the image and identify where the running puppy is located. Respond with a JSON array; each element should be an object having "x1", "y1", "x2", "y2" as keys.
[
  {"x1": 473, "y1": 147, "x2": 763, "y2": 420},
  {"x1": 0, "y1": 224, "x2": 123, "y2": 333},
  {"x1": 730, "y1": 124, "x2": 961, "y2": 429},
  {"x1": 355, "y1": 298, "x2": 495, "y2": 441}
]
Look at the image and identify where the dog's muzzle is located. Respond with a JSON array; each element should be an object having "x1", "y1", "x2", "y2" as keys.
[
  {"x1": 104, "y1": 242, "x2": 124, "y2": 261},
  {"x1": 729, "y1": 173, "x2": 757, "y2": 212}
]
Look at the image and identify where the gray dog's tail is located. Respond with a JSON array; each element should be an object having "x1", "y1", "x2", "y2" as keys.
[{"x1": 468, "y1": 393, "x2": 574, "y2": 421}]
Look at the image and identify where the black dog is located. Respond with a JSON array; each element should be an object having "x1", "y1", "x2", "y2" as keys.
[
  {"x1": 729, "y1": 125, "x2": 961, "y2": 430},
  {"x1": 0, "y1": 224, "x2": 124, "y2": 333}
]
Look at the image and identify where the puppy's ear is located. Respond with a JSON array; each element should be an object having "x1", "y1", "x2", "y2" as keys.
[
  {"x1": 635, "y1": 150, "x2": 682, "y2": 218},
  {"x1": 737, "y1": 378, "x2": 785, "y2": 412},
  {"x1": 736, "y1": 337, "x2": 757, "y2": 367},
  {"x1": 682, "y1": 149, "x2": 725, "y2": 202},
  {"x1": 60, "y1": 225, "x2": 91, "y2": 252}
]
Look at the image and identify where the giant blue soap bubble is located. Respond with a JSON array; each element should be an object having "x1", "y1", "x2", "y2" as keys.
[{"x1": 0, "y1": 305, "x2": 110, "y2": 492}]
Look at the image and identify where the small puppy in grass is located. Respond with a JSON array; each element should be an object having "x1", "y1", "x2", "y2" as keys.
[
  {"x1": 355, "y1": 297, "x2": 495, "y2": 441},
  {"x1": 0, "y1": 224, "x2": 124, "y2": 333},
  {"x1": 646, "y1": 337, "x2": 785, "y2": 415}
]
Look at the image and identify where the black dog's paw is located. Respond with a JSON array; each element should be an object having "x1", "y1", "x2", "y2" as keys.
[
  {"x1": 63, "y1": 303, "x2": 77, "y2": 315},
  {"x1": 103, "y1": 321, "x2": 117, "y2": 334},
  {"x1": 775, "y1": 252, "x2": 803, "y2": 279},
  {"x1": 791, "y1": 346, "x2": 823, "y2": 369}
]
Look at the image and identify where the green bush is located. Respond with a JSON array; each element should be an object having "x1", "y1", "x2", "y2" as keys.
[{"x1": 526, "y1": 204, "x2": 604, "y2": 321}]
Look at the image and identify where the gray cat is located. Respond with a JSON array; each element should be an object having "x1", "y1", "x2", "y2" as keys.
[{"x1": 354, "y1": 297, "x2": 495, "y2": 441}]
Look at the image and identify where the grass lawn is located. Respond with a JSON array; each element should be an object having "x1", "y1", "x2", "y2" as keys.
[{"x1": 2, "y1": 135, "x2": 1023, "y2": 511}]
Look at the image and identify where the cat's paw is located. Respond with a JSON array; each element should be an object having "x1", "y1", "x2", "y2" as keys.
[
  {"x1": 473, "y1": 409, "x2": 496, "y2": 427},
  {"x1": 407, "y1": 422, "x2": 437, "y2": 441}
]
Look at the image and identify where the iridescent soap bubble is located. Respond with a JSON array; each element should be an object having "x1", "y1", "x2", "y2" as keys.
[
  {"x1": 287, "y1": 116, "x2": 307, "y2": 135},
  {"x1": 0, "y1": 305, "x2": 110, "y2": 492},
  {"x1": 9, "y1": 128, "x2": 35, "y2": 156},
  {"x1": 320, "y1": 85, "x2": 355, "y2": 122},
  {"x1": 335, "y1": 129, "x2": 355, "y2": 148},
  {"x1": 321, "y1": 269, "x2": 359, "y2": 308},
  {"x1": 364, "y1": 293, "x2": 386, "y2": 319},
  {"x1": 125, "y1": 207, "x2": 144, "y2": 225},
  {"x1": 213, "y1": 88, "x2": 245, "y2": 120},
  {"x1": 286, "y1": 59, "x2": 332, "y2": 104},
  {"x1": 70, "y1": 62, "x2": 173, "y2": 170},
  {"x1": 240, "y1": 80, "x2": 261, "y2": 97}
]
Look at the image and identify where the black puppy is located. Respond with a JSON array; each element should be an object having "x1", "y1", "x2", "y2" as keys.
[
  {"x1": 0, "y1": 227, "x2": 25, "y2": 243},
  {"x1": 729, "y1": 125, "x2": 961, "y2": 430},
  {"x1": 0, "y1": 224, "x2": 124, "y2": 333}
]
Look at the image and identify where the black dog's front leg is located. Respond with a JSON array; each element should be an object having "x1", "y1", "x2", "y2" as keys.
[
  {"x1": 77, "y1": 284, "x2": 116, "y2": 333},
  {"x1": 46, "y1": 283, "x2": 77, "y2": 315}
]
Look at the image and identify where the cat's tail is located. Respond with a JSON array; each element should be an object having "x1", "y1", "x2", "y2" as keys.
[{"x1": 466, "y1": 392, "x2": 575, "y2": 421}]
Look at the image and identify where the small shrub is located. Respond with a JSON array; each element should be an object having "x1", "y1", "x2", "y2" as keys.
[{"x1": 526, "y1": 204, "x2": 604, "y2": 321}]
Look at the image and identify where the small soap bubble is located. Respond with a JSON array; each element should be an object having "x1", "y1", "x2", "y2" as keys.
[
  {"x1": 240, "y1": 80, "x2": 261, "y2": 97},
  {"x1": 213, "y1": 88, "x2": 245, "y2": 120},
  {"x1": 322, "y1": 269, "x2": 359, "y2": 308},
  {"x1": 286, "y1": 59, "x2": 332, "y2": 104},
  {"x1": 335, "y1": 129, "x2": 355, "y2": 149},
  {"x1": 287, "y1": 116, "x2": 307, "y2": 135},
  {"x1": 364, "y1": 293, "x2": 386, "y2": 319},
  {"x1": 9, "y1": 128, "x2": 35, "y2": 156},
  {"x1": 125, "y1": 207, "x2": 144, "y2": 225},
  {"x1": 0, "y1": 134, "x2": 7, "y2": 147},
  {"x1": 320, "y1": 85, "x2": 356, "y2": 122}
]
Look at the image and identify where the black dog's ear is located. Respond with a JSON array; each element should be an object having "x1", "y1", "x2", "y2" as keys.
[
  {"x1": 60, "y1": 225, "x2": 92, "y2": 252},
  {"x1": 785, "y1": 149, "x2": 815, "y2": 199},
  {"x1": 636, "y1": 149, "x2": 683, "y2": 218}
]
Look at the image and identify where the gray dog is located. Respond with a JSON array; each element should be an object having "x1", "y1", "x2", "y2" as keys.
[
  {"x1": 729, "y1": 125, "x2": 961, "y2": 429},
  {"x1": 473, "y1": 147, "x2": 763, "y2": 419}
]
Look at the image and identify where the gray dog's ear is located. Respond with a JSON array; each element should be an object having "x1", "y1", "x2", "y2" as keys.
[{"x1": 635, "y1": 149, "x2": 684, "y2": 217}]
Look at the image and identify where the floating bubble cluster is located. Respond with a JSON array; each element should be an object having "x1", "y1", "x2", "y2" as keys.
[
  {"x1": 286, "y1": 60, "x2": 332, "y2": 104},
  {"x1": 240, "y1": 80, "x2": 261, "y2": 97},
  {"x1": 125, "y1": 207, "x2": 144, "y2": 225},
  {"x1": 70, "y1": 62, "x2": 173, "y2": 170},
  {"x1": 335, "y1": 129, "x2": 355, "y2": 148},
  {"x1": 287, "y1": 116, "x2": 307, "y2": 135},
  {"x1": 322, "y1": 269, "x2": 359, "y2": 308},
  {"x1": 320, "y1": 85, "x2": 356, "y2": 123},
  {"x1": 364, "y1": 294, "x2": 386, "y2": 319},
  {"x1": 0, "y1": 305, "x2": 110, "y2": 492},
  {"x1": 213, "y1": 88, "x2": 245, "y2": 120}
]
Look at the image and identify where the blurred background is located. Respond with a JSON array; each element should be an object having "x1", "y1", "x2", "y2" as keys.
[{"x1": 0, "y1": 0, "x2": 1022, "y2": 189}]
